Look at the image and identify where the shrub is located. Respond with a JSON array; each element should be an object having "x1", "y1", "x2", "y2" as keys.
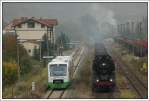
[
  {"x1": 20, "y1": 56, "x2": 32, "y2": 75},
  {"x1": 3, "y1": 60, "x2": 18, "y2": 85}
]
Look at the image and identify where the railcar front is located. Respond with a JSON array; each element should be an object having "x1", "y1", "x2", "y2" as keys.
[{"x1": 48, "y1": 62, "x2": 70, "y2": 89}]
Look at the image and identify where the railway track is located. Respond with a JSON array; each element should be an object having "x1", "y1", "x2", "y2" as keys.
[
  {"x1": 92, "y1": 84, "x2": 121, "y2": 99},
  {"x1": 48, "y1": 90, "x2": 65, "y2": 98},
  {"x1": 43, "y1": 46, "x2": 85, "y2": 99},
  {"x1": 105, "y1": 42, "x2": 148, "y2": 98}
]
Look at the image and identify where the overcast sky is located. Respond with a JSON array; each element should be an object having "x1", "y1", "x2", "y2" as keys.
[
  {"x1": 3, "y1": 3, "x2": 147, "y2": 23},
  {"x1": 2, "y1": 2, "x2": 148, "y2": 41}
]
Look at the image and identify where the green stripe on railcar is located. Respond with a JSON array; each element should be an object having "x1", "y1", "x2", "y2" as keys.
[{"x1": 48, "y1": 81, "x2": 70, "y2": 89}]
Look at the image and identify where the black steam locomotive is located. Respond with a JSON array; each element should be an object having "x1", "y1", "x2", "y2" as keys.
[{"x1": 92, "y1": 43, "x2": 115, "y2": 92}]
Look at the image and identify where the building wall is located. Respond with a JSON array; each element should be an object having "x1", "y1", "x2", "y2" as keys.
[
  {"x1": 16, "y1": 22, "x2": 47, "y2": 39},
  {"x1": 16, "y1": 30, "x2": 46, "y2": 40},
  {"x1": 15, "y1": 21, "x2": 55, "y2": 56},
  {"x1": 22, "y1": 42, "x2": 39, "y2": 56},
  {"x1": 15, "y1": 22, "x2": 47, "y2": 30}
]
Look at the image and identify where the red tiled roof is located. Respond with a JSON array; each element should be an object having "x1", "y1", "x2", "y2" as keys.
[
  {"x1": 11, "y1": 17, "x2": 58, "y2": 27},
  {"x1": 34, "y1": 19, "x2": 58, "y2": 26}
]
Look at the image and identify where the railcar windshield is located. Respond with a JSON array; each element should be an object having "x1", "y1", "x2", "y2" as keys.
[{"x1": 50, "y1": 64, "x2": 67, "y2": 76}]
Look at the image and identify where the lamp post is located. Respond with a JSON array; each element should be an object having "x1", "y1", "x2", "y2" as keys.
[
  {"x1": 16, "y1": 36, "x2": 20, "y2": 81},
  {"x1": 40, "y1": 40, "x2": 42, "y2": 62},
  {"x1": 37, "y1": 39, "x2": 42, "y2": 62},
  {"x1": 14, "y1": 27, "x2": 20, "y2": 81}
]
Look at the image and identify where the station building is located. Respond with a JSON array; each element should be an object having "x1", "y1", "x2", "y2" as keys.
[{"x1": 3, "y1": 17, "x2": 58, "y2": 56}]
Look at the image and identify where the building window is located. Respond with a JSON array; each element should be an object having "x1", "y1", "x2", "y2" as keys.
[
  {"x1": 18, "y1": 24, "x2": 22, "y2": 28},
  {"x1": 27, "y1": 21, "x2": 35, "y2": 28},
  {"x1": 41, "y1": 24, "x2": 45, "y2": 28},
  {"x1": 50, "y1": 26, "x2": 53, "y2": 31},
  {"x1": 28, "y1": 49, "x2": 31, "y2": 53}
]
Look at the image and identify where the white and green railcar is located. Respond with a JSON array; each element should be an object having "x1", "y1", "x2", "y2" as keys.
[{"x1": 48, "y1": 56, "x2": 73, "y2": 89}]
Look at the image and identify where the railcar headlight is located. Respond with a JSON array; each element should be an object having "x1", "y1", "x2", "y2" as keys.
[
  {"x1": 96, "y1": 79, "x2": 99, "y2": 82},
  {"x1": 109, "y1": 78, "x2": 113, "y2": 82}
]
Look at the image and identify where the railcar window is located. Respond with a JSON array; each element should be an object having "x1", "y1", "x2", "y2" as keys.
[{"x1": 50, "y1": 64, "x2": 67, "y2": 76}]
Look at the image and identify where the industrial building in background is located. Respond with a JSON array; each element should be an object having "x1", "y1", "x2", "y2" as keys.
[{"x1": 116, "y1": 16, "x2": 148, "y2": 57}]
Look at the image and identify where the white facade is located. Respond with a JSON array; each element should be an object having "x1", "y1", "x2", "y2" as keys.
[
  {"x1": 16, "y1": 22, "x2": 47, "y2": 40},
  {"x1": 14, "y1": 19, "x2": 56, "y2": 56},
  {"x1": 22, "y1": 42, "x2": 39, "y2": 56}
]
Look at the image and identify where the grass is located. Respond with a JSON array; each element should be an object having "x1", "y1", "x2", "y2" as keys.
[
  {"x1": 111, "y1": 42, "x2": 148, "y2": 98},
  {"x1": 116, "y1": 68, "x2": 138, "y2": 98},
  {"x1": 3, "y1": 49, "x2": 74, "y2": 98},
  {"x1": 2, "y1": 59, "x2": 48, "y2": 98},
  {"x1": 113, "y1": 43, "x2": 148, "y2": 75},
  {"x1": 132, "y1": 57, "x2": 147, "y2": 74},
  {"x1": 120, "y1": 89, "x2": 137, "y2": 99},
  {"x1": 68, "y1": 47, "x2": 93, "y2": 98}
]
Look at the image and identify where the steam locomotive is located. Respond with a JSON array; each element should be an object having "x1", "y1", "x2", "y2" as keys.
[{"x1": 92, "y1": 43, "x2": 115, "y2": 92}]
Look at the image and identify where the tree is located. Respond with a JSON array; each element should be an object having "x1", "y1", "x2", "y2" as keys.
[
  {"x1": 3, "y1": 33, "x2": 28, "y2": 61},
  {"x1": 56, "y1": 32, "x2": 70, "y2": 50},
  {"x1": 20, "y1": 56, "x2": 32, "y2": 75},
  {"x1": 41, "y1": 34, "x2": 48, "y2": 56},
  {"x1": 3, "y1": 33, "x2": 32, "y2": 76},
  {"x1": 33, "y1": 46, "x2": 39, "y2": 60},
  {"x1": 41, "y1": 34, "x2": 55, "y2": 57},
  {"x1": 3, "y1": 33, "x2": 17, "y2": 61}
]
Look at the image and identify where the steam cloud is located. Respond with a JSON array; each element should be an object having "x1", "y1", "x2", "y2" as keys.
[
  {"x1": 56, "y1": 3, "x2": 117, "y2": 43},
  {"x1": 6, "y1": 3, "x2": 147, "y2": 43}
]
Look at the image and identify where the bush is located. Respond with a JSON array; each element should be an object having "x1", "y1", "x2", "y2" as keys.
[
  {"x1": 56, "y1": 32, "x2": 70, "y2": 50},
  {"x1": 3, "y1": 60, "x2": 18, "y2": 85},
  {"x1": 20, "y1": 56, "x2": 32, "y2": 75}
]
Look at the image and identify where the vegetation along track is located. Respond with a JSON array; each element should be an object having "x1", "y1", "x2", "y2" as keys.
[
  {"x1": 105, "y1": 43, "x2": 147, "y2": 99},
  {"x1": 43, "y1": 46, "x2": 85, "y2": 99}
]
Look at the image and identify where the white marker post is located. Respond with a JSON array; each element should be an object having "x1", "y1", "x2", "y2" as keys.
[{"x1": 32, "y1": 81, "x2": 35, "y2": 91}]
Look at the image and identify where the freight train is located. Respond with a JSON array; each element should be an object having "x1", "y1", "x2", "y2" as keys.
[{"x1": 92, "y1": 43, "x2": 116, "y2": 92}]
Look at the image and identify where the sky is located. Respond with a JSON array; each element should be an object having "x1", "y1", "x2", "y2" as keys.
[
  {"x1": 3, "y1": 3, "x2": 147, "y2": 23},
  {"x1": 2, "y1": 2, "x2": 148, "y2": 42}
]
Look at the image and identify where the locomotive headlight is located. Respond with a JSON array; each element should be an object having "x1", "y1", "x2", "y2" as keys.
[
  {"x1": 96, "y1": 79, "x2": 99, "y2": 82},
  {"x1": 109, "y1": 78, "x2": 113, "y2": 82},
  {"x1": 102, "y1": 63, "x2": 106, "y2": 66}
]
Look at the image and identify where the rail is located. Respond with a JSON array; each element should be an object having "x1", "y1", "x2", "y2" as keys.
[
  {"x1": 43, "y1": 46, "x2": 84, "y2": 99},
  {"x1": 105, "y1": 43, "x2": 147, "y2": 98}
]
